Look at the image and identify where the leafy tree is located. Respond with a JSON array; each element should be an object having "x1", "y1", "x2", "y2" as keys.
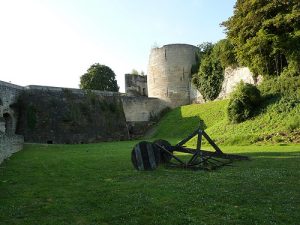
[
  {"x1": 214, "y1": 39, "x2": 238, "y2": 68},
  {"x1": 197, "y1": 50, "x2": 224, "y2": 101},
  {"x1": 131, "y1": 69, "x2": 145, "y2": 76},
  {"x1": 222, "y1": 0, "x2": 300, "y2": 77},
  {"x1": 131, "y1": 69, "x2": 139, "y2": 75},
  {"x1": 192, "y1": 41, "x2": 228, "y2": 101},
  {"x1": 80, "y1": 63, "x2": 119, "y2": 92},
  {"x1": 191, "y1": 42, "x2": 213, "y2": 76}
]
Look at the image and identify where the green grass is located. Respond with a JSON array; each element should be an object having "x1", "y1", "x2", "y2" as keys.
[
  {"x1": 150, "y1": 99, "x2": 300, "y2": 145},
  {"x1": 1, "y1": 142, "x2": 300, "y2": 225}
]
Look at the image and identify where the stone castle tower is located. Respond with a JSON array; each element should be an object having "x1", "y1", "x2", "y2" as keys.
[{"x1": 147, "y1": 44, "x2": 198, "y2": 108}]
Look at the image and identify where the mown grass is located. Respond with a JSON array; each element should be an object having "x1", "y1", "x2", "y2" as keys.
[
  {"x1": 1, "y1": 142, "x2": 300, "y2": 225},
  {"x1": 151, "y1": 99, "x2": 300, "y2": 145}
]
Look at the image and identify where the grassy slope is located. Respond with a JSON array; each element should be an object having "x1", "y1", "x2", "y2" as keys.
[
  {"x1": 151, "y1": 99, "x2": 300, "y2": 145},
  {"x1": 0, "y1": 142, "x2": 300, "y2": 225}
]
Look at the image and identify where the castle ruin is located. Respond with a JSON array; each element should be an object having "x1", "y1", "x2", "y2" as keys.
[{"x1": 0, "y1": 43, "x2": 260, "y2": 164}]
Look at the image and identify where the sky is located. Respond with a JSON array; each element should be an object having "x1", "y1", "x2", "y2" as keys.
[{"x1": 0, "y1": 0, "x2": 236, "y2": 92}]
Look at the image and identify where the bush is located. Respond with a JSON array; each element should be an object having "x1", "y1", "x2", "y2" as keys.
[
  {"x1": 259, "y1": 76, "x2": 300, "y2": 99},
  {"x1": 227, "y1": 82, "x2": 261, "y2": 123}
]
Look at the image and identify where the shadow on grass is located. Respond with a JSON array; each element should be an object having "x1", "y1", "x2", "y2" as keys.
[{"x1": 152, "y1": 107, "x2": 207, "y2": 139}]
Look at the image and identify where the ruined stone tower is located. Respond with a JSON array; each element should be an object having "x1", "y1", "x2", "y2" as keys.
[{"x1": 147, "y1": 44, "x2": 198, "y2": 108}]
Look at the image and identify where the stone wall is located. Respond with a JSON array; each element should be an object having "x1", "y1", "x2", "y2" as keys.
[
  {"x1": 0, "y1": 81, "x2": 24, "y2": 164},
  {"x1": 0, "y1": 135, "x2": 24, "y2": 164},
  {"x1": 125, "y1": 74, "x2": 148, "y2": 96},
  {"x1": 122, "y1": 96, "x2": 167, "y2": 122},
  {"x1": 16, "y1": 88, "x2": 129, "y2": 143},
  {"x1": 121, "y1": 96, "x2": 168, "y2": 136},
  {"x1": 0, "y1": 81, "x2": 24, "y2": 134},
  {"x1": 147, "y1": 44, "x2": 198, "y2": 108}
]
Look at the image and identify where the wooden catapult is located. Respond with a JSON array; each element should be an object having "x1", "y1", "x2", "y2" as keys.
[{"x1": 131, "y1": 127, "x2": 249, "y2": 171}]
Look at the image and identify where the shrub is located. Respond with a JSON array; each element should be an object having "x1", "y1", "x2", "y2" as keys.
[
  {"x1": 227, "y1": 82, "x2": 261, "y2": 123},
  {"x1": 287, "y1": 116, "x2": 300, "y2": 132},
  {"x1": 258, "y1": 76, "x2": 300, "y2": 99}
]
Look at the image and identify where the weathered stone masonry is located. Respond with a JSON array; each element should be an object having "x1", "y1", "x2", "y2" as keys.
[
  {"x1": 0, "y1": 81, "x2": 24, "y2": 164},
  {"x1": 16, "y1": 86, "x2": 129, "y2": 144}
]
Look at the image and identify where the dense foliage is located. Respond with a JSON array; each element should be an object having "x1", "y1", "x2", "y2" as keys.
[
  {"x1": 192, "y1": 40, "x2": 237, "y2": 101},
  {"x1": 222, "y1": 0, "x2": 300, "y2": 77},
  {"x1": 191, "y1": 42, "x2": 213, "y2": 76},
  {"x1": 196, "y1": 51, "x2": 223, "y2": 101},
  {"x1": 259, "y1": 76, "x2": 300, "y2": 98},
  {"x1": 214, "y1": 39, "x2": 238, "y2": 69},
  {"x1": 80, "y1": 63, "x2": 119, "y2": 92},
  {"x1": 227, "y1": 82, "x2": 262, "y2": 123}
]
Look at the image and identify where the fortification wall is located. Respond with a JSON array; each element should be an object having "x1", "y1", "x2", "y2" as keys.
[
  {"x1": 147, "y1": 44, "x2": 198, "y2": 108},
  {"x1": 0, "y1": 135, "x2": 24, "y2": 164},
  {"x1": 121, "y1": 96, "x2": 168, "y2": 136},
  {"x1": 0, "y1": 81, "x2": 24, "y2": 164},
  {"x1": 16, "y1": 88, "x2": 129, "y2": 144},
  {"x1": 122, "y1": 96, "x2": 167, "y2": 122},
  {"x1": 0, "y1": 81, "x2": 24, "y2": 134},
  {"x1": 125, "y1": 74, "x2": 148, "y2": 96}
]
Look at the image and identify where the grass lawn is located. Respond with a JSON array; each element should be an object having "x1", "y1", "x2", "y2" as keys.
[{"x1": 0, "y1": 141, "x2": 299, "y2": 225}]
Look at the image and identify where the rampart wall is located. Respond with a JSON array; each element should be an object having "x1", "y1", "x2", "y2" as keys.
[
  {"x1": 0, "y1": 81, "x2": 24, "y2": 164},
  {"x1": 16, "y1": 87, "x2": 129, "y2": 144},
  {"x1": 121, "y1": 96, "x2": 168, "y2": 136},
  {"x1": 0, "y1": 135, "x2": 24, "y2": 164}
]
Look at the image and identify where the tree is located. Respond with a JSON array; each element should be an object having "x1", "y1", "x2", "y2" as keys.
[
  {"x1": 214, "y1": 39, "x2": 238, "y2": 68},
  {"x1": 191, "y1": 42, "x2": 214, "y2": 76},
  {"x1": 197, "y1": 49, "x2": 224, "y2": 101},
  {"x1": 131, "y1": 69, "x2": 139, "y2": 75},
  {"x1": 79, "y1": 63, "x2": 119, "y2": 92},
  {"x1": 192, "y1": 41, "x2": 226, "y2": 101},
  {"x1": 222, "y1": 0, "x2": 300, "y2": 77}
]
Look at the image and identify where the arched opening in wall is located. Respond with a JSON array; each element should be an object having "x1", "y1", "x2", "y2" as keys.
[
  {"x1": 3, "y1": 113, "x2": 13, "y2": 135},
  {"x1": 142, "y1": 88, "x2": 146, "y2": 96}
]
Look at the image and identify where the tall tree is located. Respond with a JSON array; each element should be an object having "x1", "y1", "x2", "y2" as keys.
[
  {"x1": 222, "y1": 0, "x2": 300, "y2": 77},
  {"x1": 80, "y1": 63, "x2": 119, "y2": 92},
  {"x1": 192, "y1": 42, "x2": 225, "y2": 101}
]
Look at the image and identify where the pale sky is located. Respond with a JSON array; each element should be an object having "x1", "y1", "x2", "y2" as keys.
[{"x1": 0, "y1": 0, "x2": 236, "y2": 92}]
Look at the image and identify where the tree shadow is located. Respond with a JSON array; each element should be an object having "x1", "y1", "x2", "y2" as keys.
[{"x1": 152, "y1": 106, "x2": 207, "y2": 139}]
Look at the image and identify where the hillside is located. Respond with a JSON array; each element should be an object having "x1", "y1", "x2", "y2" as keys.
[{"x1": 150, "y1": 99, "x2": 300, "y2": 145}]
